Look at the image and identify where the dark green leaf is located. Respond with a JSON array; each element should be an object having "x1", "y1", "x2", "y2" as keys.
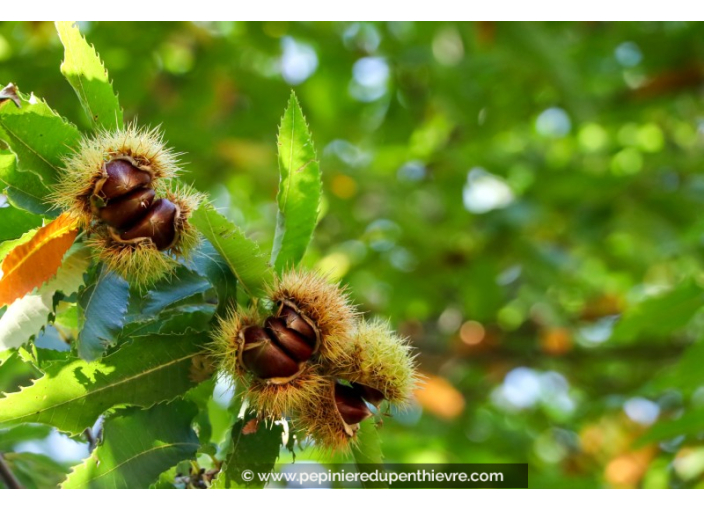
[
  {"x1": 62, "y1": 400, "x2": 198, "y2": 489},
  {"x1": 128, "y1": 265, "x2": 211, "y2": 320},
  {"x1": 187, "y1": 240, "x2": 238, "y2": 316},
  {"x1": 77, "y1": 264, "x2": 130, "y2": 360},
  {"x1": 0, "y1": 203, "x2": 42, "y2": 242},
  {"x1": 271, "y1": 91, "x2": 321, "y2": 273},
  {"x1": 211, "y1": 417, "x2": 283, "y2": 489}
]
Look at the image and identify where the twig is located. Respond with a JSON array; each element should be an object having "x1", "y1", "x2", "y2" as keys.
[{"x1": 0, "y1": 453, "x2": 23, "y2": 489}]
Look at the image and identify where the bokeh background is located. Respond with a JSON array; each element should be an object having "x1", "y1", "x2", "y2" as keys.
[{"x1": 2, "y1": 20, "x2": 704, "y2": 488}]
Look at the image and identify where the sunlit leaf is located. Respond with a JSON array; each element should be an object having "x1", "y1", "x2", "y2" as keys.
[
  {"x1": 0, "y1": 332, "x2": 209, "y2": 434},
  {"x1": 55, "y1": 21, "x2": 123, "y2": 131},
  {"x1": 191, "y1": 204, "x2": 272, "y2": 300},
  {"x1": 0, "y1": 85, "x2": 81, "y2": 185},
  {"x1": 271, "y1": 91, "x2": 321, "y2": 273},
  {"x1": 0, "y1": 149, "x2": 55, "y2": 217}
]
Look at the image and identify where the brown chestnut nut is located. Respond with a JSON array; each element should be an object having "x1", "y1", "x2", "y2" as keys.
[
  {"x1": 240, "y1": 326, "x2": 301, "y2": 380},
  {"x1": 98, "y1": 188, "x2": 156, "y2": 229},
  {"x1": 98, "y1": 159, "x2": 152, "y2": 200},
  {"x1": 265, "y1": 317, "x2": 315, "y2": 362},
  {"x1": 119, "y1": 198, "x2": 177, "y2": 250},
  {"x1": 334, "y1": 383, "x2": 373, "y2": 425}
]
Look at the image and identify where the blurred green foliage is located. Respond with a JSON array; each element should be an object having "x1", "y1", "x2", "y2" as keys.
[{"x1": 2, "y1": 21, "x2": 704, "y2": 488}]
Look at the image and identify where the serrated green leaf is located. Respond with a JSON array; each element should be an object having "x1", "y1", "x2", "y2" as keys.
[
  {"x1": 0, "y1": 349, "x2": 41, "y2": 395},
  {"x1": 352, "y1": 420, "x2": 388, "y2": 488},
  {"x1": 62, "y1": 400, "x2": 198, "y2": 489},
  {"x1": 185, "y1": 378, "x2": 216, "y2": 449},
  {"x1": 187, "y1": 240, "x2": 238, "y2": 316},
  {"x1": 121, "y1": 306, "x2": 215, "y2": 338},
  {"x1": 191, "y1": 204, "x2": 273, "y2": 300},
  {"x1": 127, "y1": 265, "x2": 211, "y2": 321},
  {"x1": 271, "y1": 91, "x2": 321, "y2": 273},
  {"x1": 77, "y1": 264, "x2": 130, "y2": 360},
  {"x1": 55, "y1": 22, "x2": 123, "y2": 131},
  {"x1": 211, "y1": 416, "x2": 283, "y2": 489},
  {"x1": 0, "y1": 246, "x2": 90, "y2": 351},
  {"x1": 0, "y1": 203, "x2": 42, "y2": 242},
  {"x1": 0, "y1": 86, "x2": 81, "y2": 185},
  {"x1": 0, "y1": 148, "x2": 54, "y2": 217},
  {"x1": 0, "y1": 332, "x2": 209, "y2": 434}
]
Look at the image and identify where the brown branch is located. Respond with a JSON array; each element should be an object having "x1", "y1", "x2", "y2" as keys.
[{"x1": 0, "y1": 453, "x2": 23, "y2": 489}]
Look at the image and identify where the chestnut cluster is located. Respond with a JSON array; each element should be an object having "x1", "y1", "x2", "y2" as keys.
[
  {"x1": 53, "y1": 126, "x2": 202, "y2": 286},
  {"x1": 239, "y1": 301, "x2": 319, "y2": 383},
  {"x1": 93, "y1": 158, "x2": 178, "y2": 251},
  {"x1": 213, "y1": 270, "x2": 418, "y2": 451}
]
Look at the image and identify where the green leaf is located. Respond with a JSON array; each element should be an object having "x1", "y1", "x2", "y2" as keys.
[
  {"x1": 0, "y1": 246, "x2": 90, "y2": 351},
  {"x1": 0, "y1": 332, "x2": 209, "y2": 434},
  {"x1": 0, "y1": 423, "x2": 52, "y2": 451},
  {"x1": 271, "y1": 91, "x2": 321, "y2": 273},
  {"x1": 611, "y1": 281, "x2": 704, "y2": 344},
  {"x1": 0, "y1": 350, "x2": 41, "y2": 395},
  {"x1": 187, "y1": 240, "x2": 238, "y2": 316},
  {"x1": 2, "y1": 451, "x2": 70, "y2": 489},
  {"x1": 62, "y1": 401, "x2": 198, "y2": 489},
  {"x1": 0, "y1": 203, "x2": 42, "y2": 242},
  {"x1": 121, "y1": 306, "x2": 215, "y2": 338},
  {"x1": 77, "y1": 264, "x2": 130, "y2": 360},
  {"x1": 55, "y1": 22, "x2": 123, "y2": 131},
  {"x1": 127, "y1": 265, "x2": 211, "y2": 321},
  {"x1": 0, "y1": 86, "x2": 81, "y2": 185},
  {"x1": 211, "y1": 417, "x2": 283, "y2": 489},
  {"x1": 191, "y1": 204, "x2": 273, "y2": 300},
  {"x1": 0, "y1": 148, "x2": 55, "y2": 217},
  {"x1": 352, "y1": 420, "x2": 388, "y2": 489}
]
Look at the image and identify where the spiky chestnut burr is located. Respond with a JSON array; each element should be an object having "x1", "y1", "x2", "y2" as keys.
[
  {"x1": 211, "y1": 306, "x2": 328, "y2": 418},
  {"x1": 326, "y1": 319, "x2": 419, "y2": 409},
  {"x1": 295, "y1": 380, "x2": 377, "y2": 453},
  {"x1": 268, "y1": 270, "x2": 357, "y2": 366},
  {"x1": 52, "y1": 126, "x2": 202, "y2": 286},
  {"x1": 53, "y1": 125, "x2": 180, "y2": 225},
  {"x1": 86, "y1": 183, "x2": 201, "y2": 287}
]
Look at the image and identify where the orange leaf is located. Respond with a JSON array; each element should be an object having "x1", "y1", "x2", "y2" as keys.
[{"x1": 0, "y1": 212, "x2": 79, "y2": 307}]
